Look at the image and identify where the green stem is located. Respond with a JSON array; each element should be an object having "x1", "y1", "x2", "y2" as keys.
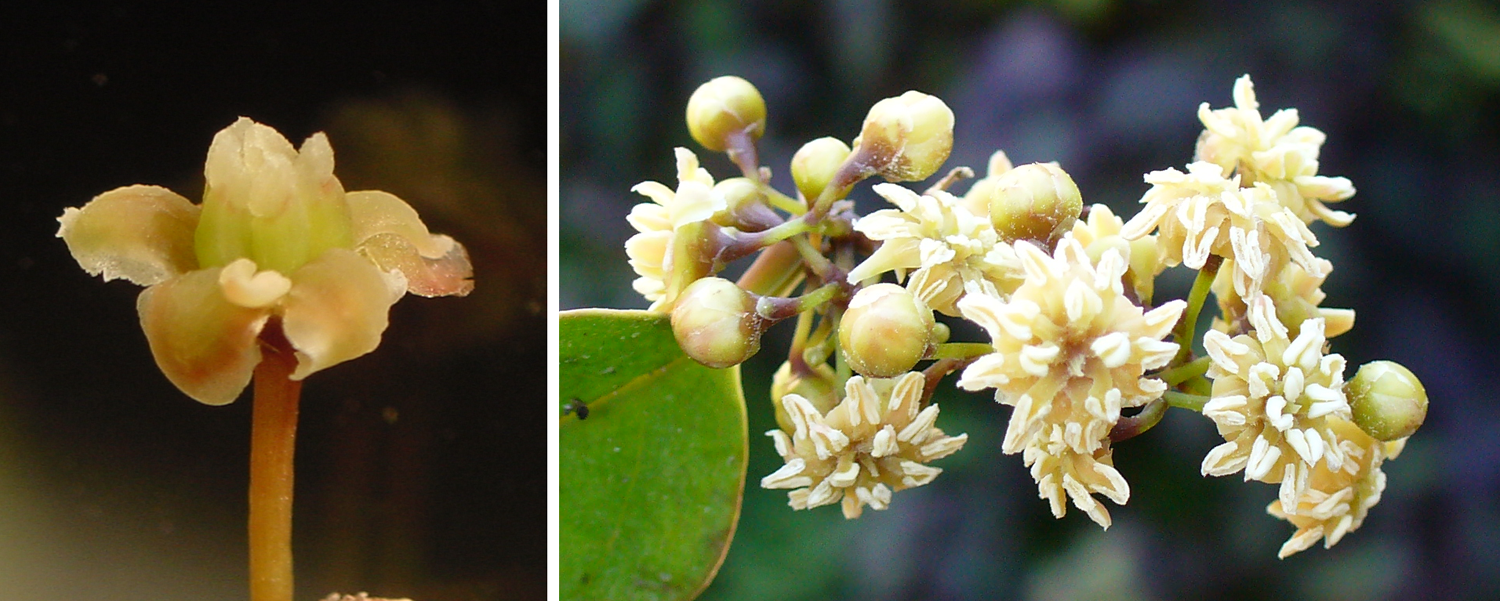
[
  {"x1": 1173, "y1": 256, "x2": 1221, "y2": 365},
  {"x1": 1163, "y1": 390, "x2": 1210, "y2": 412},
  {"x1": 787, "y1": 306, "x2": 815, "y2": 373},
  {"x1": 762, "y1": 186, "x2": 807, "y2": 216},
  {"x1": 740, "y1": 214, "x2": 814, "y2": 249},
  {"x1": 1157, "y1": 356, "x2": 1210, "y2": 387},
  {"x1": 249, "y1": 327, "x2": 301, "y2": 601},
  {"x1": 929, "y1": 342, "x2": 994, "y2": 360},
  {"x1": 791, "y1": 235, "x2": 837, "y2": 281},
  {"x1": 1110, "y1": 398, "x2": 1167, "y2": 443},
  {"x1": 735, "y1": 240, "x2": 802, "y2": 297}
]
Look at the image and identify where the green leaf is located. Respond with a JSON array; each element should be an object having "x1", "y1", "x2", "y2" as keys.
[{"x1": 560, "y1": 308, "x2": 747, "y2": 601}]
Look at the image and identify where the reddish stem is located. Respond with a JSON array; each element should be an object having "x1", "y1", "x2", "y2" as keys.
[{"x1": 250, "y1": 325, "x2": 301, "y2": 601}]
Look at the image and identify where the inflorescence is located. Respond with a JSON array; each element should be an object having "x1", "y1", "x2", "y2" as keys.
[{"x1": 618, "y1": 74, "x2": 1426, "y2": 558}]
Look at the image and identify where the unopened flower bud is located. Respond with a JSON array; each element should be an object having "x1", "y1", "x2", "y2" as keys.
[
  {"x1": 791, "y1": 137, "x2": 852, "y2": 202},
  {"x1": 671, "y1": 277, "x2": 762, "y2": 368},
  {"x1": 1346, "y1": 361, "x2": 1428, "y2": 442},
  {"x1": 839, "y1": 284, "x2": 935, "y2": 377},
  {"x1": 960, "y1": 150, "x2": 1015, "y2": 218},
  {"x1": 852, "y1": 91, "x2": 954, "y2": 182},
  {"x1": 771, "y1": 360, "x2": 839, "y2": 433},
  {"x1": 686, "y1": 76, "x2": 767, "y2": 153},
  {"x1": 987, "y1": 162, "x2": 1082, "y2": 245},
  {"x1": 709, "y1": 177, "x2": 779, "y2": 231}
]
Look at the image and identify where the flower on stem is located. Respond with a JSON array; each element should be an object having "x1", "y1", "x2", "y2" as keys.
[
  {"x1": 761, "y1": 372, "x2": 968, "y2": 519},
  {"x1": 959, "y1": 150, "x2": 1015, "y2": 218},
  {"x1": 57, "y1": 117, "x2": 473, "y2": 405},
  {"x1": 955, "y1": 237, "x2": 1182, "y2": 527},
  {"x1": 1200, "y1": 296, "x2": 1352, "y2": 511},
  {"x1": 626, "y1": 147, "x2": 727, "y2": 310},
  {"x1": 1268, "y1": 418, "x2": 1404, "y2": 558},
  {"x1": 1066, "y1": 204, "x2": 1161, "y2": 304},
  {"x1": 1196, "y1": 75, "x2": 1355, "y2": 227},
  {"x1": 1120, "y1": 161, "x2": 1324, "y2": 298},
  {"x1": 839, "y1": 283, "x2": 936, "y2": 378},
  {"x1": 1211, "y1": 256, "x2": 1354, "y2": 339},
  {"x1": 846, "y1": 183, "x2": 1022, "y2": 316},
  {"x1": 850, "y1": 91, "x2": 955, "y2": 183}
]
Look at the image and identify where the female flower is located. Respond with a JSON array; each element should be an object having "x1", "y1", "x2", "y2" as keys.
[
  {"x1": 58, "y1": 118, "x2": 472, "y2": 406},
  {"x1": 625, "y1": 147, "x2": 726, "y2": 310},
  {"x1": 1200, "y1": 296, "x2": 1352, "y2": 510},
  {"x1": 847, "y1": 182, "x2": 1021, "y2": 316},
  {"x1": 761, "y1": 372, "x2": 968, "y2": 519},
  {"x1": 1196, "y1": 75, "x2": 1355, "y2": 227}
]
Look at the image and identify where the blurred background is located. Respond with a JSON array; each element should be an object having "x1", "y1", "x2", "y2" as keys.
[
  {"x1": 0, "y1": 2, "x2": 543, "y2": 599},
  {"x1": 560, "y1": 1, "x2": 1500, "y2": 600}
]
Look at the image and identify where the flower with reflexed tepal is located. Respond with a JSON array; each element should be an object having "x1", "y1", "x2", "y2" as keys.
[
  {"x1": 1195, "y1": 75, "x2": 1356, "y2": 228},
  {"x1": 625, "y1": 147, "x2": 727, "y2": 311},
  {"x1": 1199, "y1": 296, "x2": 1351, "y2": 510},
  {"x1": 761, "y1": 372, "x2": 968, "y2": 519},
  {"x1": 58, "y1": 117, "x2": 473, "y2": 405},
  {"x1": 956, "y1": 238, "x2": 1183, "y2": 528}
]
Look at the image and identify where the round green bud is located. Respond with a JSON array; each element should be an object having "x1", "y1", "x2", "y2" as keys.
[
  {"x1": 987, "y1": 162, "x2": 1083, "y2": 245},
  {"x1": 838, "y1": 284, "x2": 935, "y2": 378},
  {"x1": 791, "y1": 137, "x2": 853, "y2": 202},
  {"x1": 671, "y1": 277, "x2": 762, "y2": 369},
  {"x1": 685, "y1": 76, "x2": 767, "y2": 153},
  {"x1": 1346, "y1": 360, "x2": 1428, "y2": 442},
  {"x1": 771, "y1": 360, "x2": 839, "y2": 433},
  {"x1": 852, "y1": 91, "x2": 955, "y2": 182},
  {"x1": 708, "y1": 177, "x2": 778, "y2": 231}
]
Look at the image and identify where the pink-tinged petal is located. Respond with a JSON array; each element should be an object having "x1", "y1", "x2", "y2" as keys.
[
  {"x1": 137, "y1": 269, "x2": 271, "y2": 405},
  {"x1": 57, "y1": 185, "x2": 200, "y2": 286},
  {"x1": 281, "y1": 249, "x2": 403, "y2": 380},
  {"x1": 346, "y1": 190, "x2": 474, "y2": 297}
]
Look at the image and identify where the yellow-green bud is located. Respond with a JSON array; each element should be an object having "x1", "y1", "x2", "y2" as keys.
[
  {"x1": 671, "y1": 277, "x2": 762, "y2": 368},
  {"x1": 685, "y1": 76, "x2": 767, "y2": 153},
  {"x1": 987, "y1": 162, "x2": 1082, "y2": 245},
  {"x1": 709, "y1": 177, "x2": 778, "y2": 232},
  {"x1": 852, "y1": 91, "x2": 954, "y2": 182},
  {"x1": 771, "y1": 360, "x2": 839, "y2": 433},
  {"x1": 1346, "y1": 361, "x2": 1428, "y2": 442},
  {"x1": 791, "y1": 137, "x2": 853, "y2": 202},
  {"x1": 838, "y1": 284, "x2": 935, "y2": 378}
]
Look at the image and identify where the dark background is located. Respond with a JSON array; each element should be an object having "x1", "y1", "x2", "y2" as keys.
[
  {"x1": 561, "y1": 1, "x2": 1500, "y2": 600},
  {"x1": 0, "y1": 2, "x2": 545, "y2": 599}
]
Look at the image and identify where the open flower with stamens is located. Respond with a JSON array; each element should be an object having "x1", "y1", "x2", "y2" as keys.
[
  {"x1": 1025, "y1": 430, "x2": 1131, "y2": 529},
  {"x1": 1067, "y1": 204, "x2": 1161, "y2": 304},
  {"x1": 956, "y1": 238, "x2": 1181, "y2": 526},
  {"x1": 1268, "y1": 418, "x2": 1404, "y2": 558},
  {"x1": 626, "y1": 147, "x2": 727, "y2": 310},
  {"x1": 761, "y1": 372, "x2": 968, "y2": 519},
  {"x1": 1200, "y1": 296, "x2": 1352, "y2": 510},
  {"x1": 1196, "y1": 75, "x2": 1355, "y2": 227},
  {"x1": 847, "y1": 183, "x2": 1022, "y2": 315},
  {"x1": 957, "y1": 238, "x2": 1184, "y2": 455},
  {"x1": 1212, "y1": 256, "x2": 1354, "y2": 340},
  {"x1": 1120, "y1": 161, "x2": 1324, "y2": 298},
  {"x1": 57, "y1": 117, "x2": 473, "y2": 406}
]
